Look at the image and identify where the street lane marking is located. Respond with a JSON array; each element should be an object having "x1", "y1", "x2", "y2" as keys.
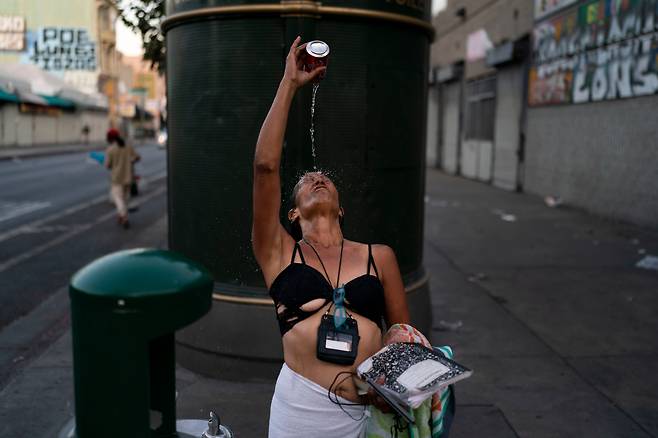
[
  {"x1": 0, "y1": 201, "x2": 52, "y2": 223},
  {"x1": 0, "y1": 171, "x2": 166, "y2": 244},
  {"x1": 21, "y1": 224, "x2": 86, "y2": 233},
  {"x1": 0, "y1": 196, "x2": 107, "y2": 244},
  {"x1": 0, "y1": 183, "x2": 167, "y2": 274}
]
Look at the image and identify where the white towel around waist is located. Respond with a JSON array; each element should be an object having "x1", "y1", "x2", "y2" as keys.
[{"x1": 268, "y1": 363, "x2": 368, "y2": 438}]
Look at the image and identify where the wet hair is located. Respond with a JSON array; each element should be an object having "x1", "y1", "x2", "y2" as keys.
[
  {"x1": 289, "y1": 217, "x2": 304, "y2": 242},
  {"x1": 288, "y1": 182, "x2": 303, "y2": 241}
]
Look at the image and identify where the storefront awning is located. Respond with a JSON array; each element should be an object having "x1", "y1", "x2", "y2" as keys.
[
  {"x1": 16, "y1": 89, "x2": 48, "y2": 106},
  {"x1": 40, "y1": 94, "x2": 76, "y2": 109},
  {"x1": 0, "y1": 88, "x2": 19, "y2": 103}
]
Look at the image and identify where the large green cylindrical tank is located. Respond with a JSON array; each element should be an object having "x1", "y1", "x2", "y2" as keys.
[{"x1": 163, "y1": 0, "x2": 434, "y2": 379}]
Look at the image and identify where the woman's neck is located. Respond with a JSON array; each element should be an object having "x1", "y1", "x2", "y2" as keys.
[{"x1": 300, "y1": 215, "x2": 343, "y2": 248}]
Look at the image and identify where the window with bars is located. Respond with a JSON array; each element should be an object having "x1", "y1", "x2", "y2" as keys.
[{"x1": 465, "y1": 76, "x2": 496, "y2": 141}]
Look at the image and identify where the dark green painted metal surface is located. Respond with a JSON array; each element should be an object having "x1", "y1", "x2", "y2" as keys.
[
  {"x1": 165, "y1": 0, "x2": 432, "y2": 377},
  {"x1": 69, "y1": 249, "x2": 212, "y2": 437},
  {"x1": 165, "y1": 1, "x2": 430, "y2": 295},
  {"x1": 166, "y1": 0, "x2": 430, "y2": 21}
]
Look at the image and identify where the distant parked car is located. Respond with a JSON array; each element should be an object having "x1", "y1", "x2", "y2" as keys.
[{"x1": 157, "y1": 129, "x2": 167, "y2": 149}]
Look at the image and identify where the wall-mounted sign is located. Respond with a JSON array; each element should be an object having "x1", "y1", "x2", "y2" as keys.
[
  {"x1": 27, "y1": 27, "x2": 97, "y2": 71},
  {"x1": 0, "y1": 16, "x2": 25, "y2": 51},
  {"x1": 534, "y1": 0, "x2": 578, "y2": 20},
  {"x1": 529, "y1": 0, "x2": 658, "y2": 106}
]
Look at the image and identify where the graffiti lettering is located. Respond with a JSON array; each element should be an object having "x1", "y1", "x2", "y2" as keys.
[
  {"x1": 529, "y1": 0, "x2": 658, "y2": 106},
  {"x1": 28, "y1": 27, "x2": 97, "y2": 72}
]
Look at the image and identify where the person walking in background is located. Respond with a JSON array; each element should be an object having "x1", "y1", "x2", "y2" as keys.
[
  {"x1": 81, "y1": 124, "x2": 90, "y2": 146},
  {"x1": 105, "y1": 128, "x2": 140, "y2": 229}
]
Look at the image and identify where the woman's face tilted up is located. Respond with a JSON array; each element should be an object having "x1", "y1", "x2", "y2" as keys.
[{"x1": 291, "y1": 172, "x2": 341, "y2": 221}]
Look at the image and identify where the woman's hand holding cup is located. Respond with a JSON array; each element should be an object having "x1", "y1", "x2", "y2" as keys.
[{"x1": 282, "y1": 36, "x2": 327, "y2": 90}]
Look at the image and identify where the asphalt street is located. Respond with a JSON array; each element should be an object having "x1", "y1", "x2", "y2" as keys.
[
  {"x1": 0, "y1": 153, "x2": 657, "y2": 437},
  {"x1": 0, "y1": 143, "x2": 166, "y2": 233},
  {"x1": 0, "y1": 143, "x2": 167, "y2": 387}
]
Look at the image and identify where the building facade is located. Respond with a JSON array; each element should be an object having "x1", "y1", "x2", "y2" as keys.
[
  {"x1": 121, "y1": 55, "x2": 166, "y2": 137},
  {"x1": 96, "y1": 0, "x2": 121, "y2": 127},
  {"x1": 428, "y1": 0, "x2": 658, "y2": 227},
  {"x1": 0, "y1": 0, "x2": 106, "y2": 94},
  {"x1": 0, "y1": 0, "x2": 122, "y2": 146}
]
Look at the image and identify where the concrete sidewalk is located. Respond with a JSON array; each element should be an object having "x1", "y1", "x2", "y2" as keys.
[{"x1": 1, "y1": 168, "x2": 657, "y2": 437}]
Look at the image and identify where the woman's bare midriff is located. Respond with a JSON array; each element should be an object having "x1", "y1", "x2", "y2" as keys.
[{"x1": 282, "y1": 302, "x2": 383, "y2": 403}]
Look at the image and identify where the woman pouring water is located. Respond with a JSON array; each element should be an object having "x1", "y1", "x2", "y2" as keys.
[{"x1": 252, "y1": 37, "x2": 410, "y2": 437}]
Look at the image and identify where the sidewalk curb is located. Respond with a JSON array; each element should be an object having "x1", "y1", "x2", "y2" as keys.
[
  {"x1": 0, "y1": 286, "x2": 70, "y2": 390},
  {"x1": 0, "y1": 141, "x2": 155, "y2": 161}
]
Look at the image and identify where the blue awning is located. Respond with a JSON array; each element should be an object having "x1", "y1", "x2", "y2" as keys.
[
  {"x1": 40, "y1": 94, "x2": 76, "y2": 109},
  {"x1": 17, "y1": 89, "x2": 48, "y2": 106},
  {"x1": 0, "y1": 88, "x2": 19, "y2": 103}
]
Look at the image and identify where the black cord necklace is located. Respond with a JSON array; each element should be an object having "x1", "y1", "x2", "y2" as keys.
[
  {"x1": 303, "y1": 238, "x2": 364, "y2": 420},
  {"x1": 302, "y1": 237, "x2": 344, "y2": 288}
]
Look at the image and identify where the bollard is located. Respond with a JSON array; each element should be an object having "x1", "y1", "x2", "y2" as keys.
[{"x1": 68, "y1": 248, "x2": 213, "y2": 438}]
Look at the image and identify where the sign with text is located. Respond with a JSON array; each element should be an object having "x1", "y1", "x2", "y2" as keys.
[
  {"x1": 28, "y1": 27, "x2": 97, "y2": 71},
  {"x1": 529, "y1": 0, "x2": 658, "y2": 106},
  {"x1": 0, "y1": 16, "x2": 25, "y2": 51}
]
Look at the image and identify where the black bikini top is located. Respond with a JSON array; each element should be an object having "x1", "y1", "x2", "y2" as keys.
[{"x1": 269, "y1": 242, "x2": 386, "y2": 336}]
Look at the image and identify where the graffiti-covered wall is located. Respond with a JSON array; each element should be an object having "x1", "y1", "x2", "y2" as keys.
[
  {"x1": 27, "y1": 27, "x2": 97, "y2": 72},
  {"x1": 529, "y1": 0, "x2": 658, "y2": 106}
]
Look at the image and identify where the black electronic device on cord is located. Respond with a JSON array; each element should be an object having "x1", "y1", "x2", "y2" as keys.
[
  {"x1": 303, "y1": 238, "x2": 361, "y2": 366},
  {"x1": 317, "y1": 307, "x2": 360, "y2": 365}
]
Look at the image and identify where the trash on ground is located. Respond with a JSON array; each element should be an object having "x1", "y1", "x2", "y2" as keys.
[
  {"x1": 468, "y1": 272, "x2": 488, "y2": 282},
  {"x1": 638, "y1": 248, "x2": 646, "y2": 255},
  {"x1": 436, "y1": 320, "x2": 463, "y2": 331},
  {"x1": 425, "y1": 196, "x2": 452, "y2": 207},
  {"x1": 544, "y1": 195, "x2": 562, "y2": 208},
  {"x1": 631, "y1": 238, "x2": 640, "y2": 245},
  {"x1": 636, "y1": 255, "x2": 658, "y2": 271},
  {"x1": 492, "y1": 209, "x2": 517, "y2": 222},
  {"x1": 12, "y1": 355, "x2": 24, "y2": 364}
]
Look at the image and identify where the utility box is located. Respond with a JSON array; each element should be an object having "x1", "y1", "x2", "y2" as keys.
[{"x1": 69, "y1": 248, "x2": 213, "y2": 437}]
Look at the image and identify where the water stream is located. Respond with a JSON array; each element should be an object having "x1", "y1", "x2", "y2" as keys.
[{"x1": 310, "y1": 82, "x2": 320, "y2": 170}]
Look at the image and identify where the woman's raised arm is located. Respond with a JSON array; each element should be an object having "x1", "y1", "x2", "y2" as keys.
[{"x1": 252, "y1": 37, "x2": 326, "y2": 285}]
